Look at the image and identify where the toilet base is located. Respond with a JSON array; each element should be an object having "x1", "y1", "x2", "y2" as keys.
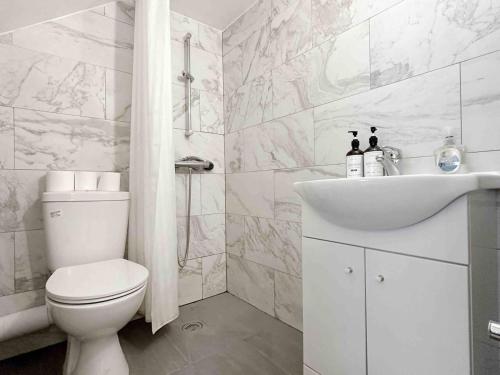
[{"x1": 63, "y1": 334, "x2": 129, "y2": 375}]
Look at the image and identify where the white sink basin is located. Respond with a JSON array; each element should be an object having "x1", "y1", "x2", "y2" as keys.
[{"x1": 294, "y1": 172, "x2": 500, "y2": 231}]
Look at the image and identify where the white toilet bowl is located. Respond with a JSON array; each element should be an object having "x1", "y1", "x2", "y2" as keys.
[{"x1": 46, "y1": 259, "x2": 149, "y2": 375}]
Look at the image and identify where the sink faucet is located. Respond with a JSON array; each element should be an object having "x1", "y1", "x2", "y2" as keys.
[{"x1": 376, "y1": 146, "x2": 402, "y2": 176}]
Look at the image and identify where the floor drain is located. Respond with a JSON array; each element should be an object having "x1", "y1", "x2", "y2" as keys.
[{"x1": 181, "y1": 321, "x2": 204, "y2": 332}]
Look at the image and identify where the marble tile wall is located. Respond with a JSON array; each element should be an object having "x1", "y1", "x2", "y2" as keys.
[
  {"x1": 171, "y1": 12, "x2": 226, "y2": 306},
  {"x1": 0, "y1": 5, "x2": 226, "y2": 322},
  {"x1": 223, "y1": 0, "x2": 500, "y2": 336},
  {"x1": 0, "y1": 2, "x2": 135, "y2": 318}
]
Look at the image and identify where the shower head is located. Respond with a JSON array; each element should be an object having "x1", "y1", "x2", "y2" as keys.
[{"x1": 175, "y1": 156, "x2": 214, "y2": 171}]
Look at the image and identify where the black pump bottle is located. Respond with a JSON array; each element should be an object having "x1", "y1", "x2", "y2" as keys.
[{"x1": 346, "y1": 131, "x2": 364, "y2": 178}]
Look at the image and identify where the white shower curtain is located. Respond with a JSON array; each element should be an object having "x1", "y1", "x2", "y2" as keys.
[{"x1": 128, "y1": 0, "x2": 179, "y2": 333}]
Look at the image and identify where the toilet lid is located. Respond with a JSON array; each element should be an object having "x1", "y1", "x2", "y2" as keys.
[{"x1": 46, "y1": 259, "x2": 149, "y2": 304}]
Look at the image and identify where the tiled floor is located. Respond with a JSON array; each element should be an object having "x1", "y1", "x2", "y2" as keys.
[{"x1": 0, "y1": 293, "x2": 303, "y2": 375}]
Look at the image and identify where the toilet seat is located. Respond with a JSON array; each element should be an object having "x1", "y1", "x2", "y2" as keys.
[{"x1": 46, "y1": 259, "x2": 148, "y2": 305}]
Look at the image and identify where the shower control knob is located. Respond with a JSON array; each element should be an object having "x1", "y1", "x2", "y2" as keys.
[
  {"x1": 344, "y1": 267, "x2": 353, "y2": 274},
  {"x1": 376, "y1": 275, "x2": 385, "y2": 283}
]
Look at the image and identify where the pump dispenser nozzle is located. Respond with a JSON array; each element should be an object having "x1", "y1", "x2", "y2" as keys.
[{"x1": 369, "y1": 127, "x2": 379, "y2": 147}]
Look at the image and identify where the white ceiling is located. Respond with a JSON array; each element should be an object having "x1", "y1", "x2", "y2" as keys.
[
  {"x1": 0, "y1": 0, "x2": 111, "y2": 34},
  {"x1": 170, "y1": 0, "x2": 256, "y2": 30},
  {"x1": 0, "y1": 0, "x2": 255, "y2": 35}
]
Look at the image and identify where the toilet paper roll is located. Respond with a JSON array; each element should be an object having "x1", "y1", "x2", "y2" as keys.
[
  {"x1": 46, "y1": 171, "x2": 75, "y2": 192},
  {"x1": 75, "y1": 171, "x2": 98, "y2": 191},
  {"x1": 98, "y1": 172, "x2": 121, "y2": 192}
]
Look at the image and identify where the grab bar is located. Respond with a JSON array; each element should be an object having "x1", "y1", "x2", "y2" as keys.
[{"x1": 181, "y1": 33, "x2": 194, "y2": 137}]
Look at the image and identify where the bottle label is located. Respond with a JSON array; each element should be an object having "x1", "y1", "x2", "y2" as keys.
[
  {"x1": 346, "y1": 155, "x2": 364, "y2": 178},
  {"x1": 364, "y1": 151, "x2": 384, "y2": 177}
]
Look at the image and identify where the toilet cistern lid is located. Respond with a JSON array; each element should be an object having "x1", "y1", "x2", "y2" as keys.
[{"x1": 46, "y1": 259, "x2": 149, "y2": 304}]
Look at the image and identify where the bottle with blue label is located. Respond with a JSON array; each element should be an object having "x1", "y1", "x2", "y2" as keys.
[{"x1": 434, "y1": 127, "x2": 466, "y2": 174}]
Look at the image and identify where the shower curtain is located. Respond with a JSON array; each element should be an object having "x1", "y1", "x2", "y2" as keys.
[{"x1": 128, "y1": 0, "x2": 179, "y2": 333}]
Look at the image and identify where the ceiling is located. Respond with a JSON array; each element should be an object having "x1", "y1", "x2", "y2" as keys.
[
  {"x1": 0, "y1": 0, "x2": 256, "y2": 35},
  {"x1": 170, "y1": 0, "x2": 256, "y2": 30}
]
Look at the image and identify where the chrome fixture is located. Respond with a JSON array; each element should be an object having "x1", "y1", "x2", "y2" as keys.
[
  {"x1": 489, "y1": 320, "x2": 500, "y2": 341},
  {"x1": 175, "y1": 156, "x2": 214, "y2": 269},
  {"x1": 376, "y1": 146, "x2": 402, "y2": 176},
  {"x1": 180, "y1": 33, "x2": 194, "y2": 137},
  {"x1": 175, "y1": 156, "x2": 214, "y2": 171}
]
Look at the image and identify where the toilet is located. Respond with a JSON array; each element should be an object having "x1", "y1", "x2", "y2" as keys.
[{"x1": 42, "y1": 191, "x2": 149, "y2": 375}]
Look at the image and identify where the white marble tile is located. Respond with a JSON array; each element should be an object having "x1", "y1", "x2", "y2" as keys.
[
  {"x1": 171, "y1": 11, "x2": 200, "y2": 47},
  {"x1": 175, "y1": 172, "x2": 201, "y2": 217},
  {"x1": 223, "y1": 46, "x2": 244, "y2": 95},
  {"x1": 106, "y1": 69, "x2": 132, "y2": 122},
  {"x1": 199, "y1": 23, "x2": 222, "y2": 56},
  {"x1": 240, "y1": 22, "x2": 274, "y2": 85},
  {"x1": 15, "y1": 109, "x2": 130, "y2": 171},
  {"x1": 200, "y1": 91, "x2": 224, "y2": 134},
  {"x1": 0, "y1": 33, "x2": 12, "y2": 44},
  {"x1": 177, "y1": 214, "x2": 225, "y2": 259},
  {"x1": 0, "y1": 44, "x2": 106, "y2": 119},
  {"x1": 226, "y1": 214, "x2": 245, "y2": 256},
  {"x1": 314, "y1": 65, "x2": 461, "y2": 165},
  {"x1": 201, "y1": 174, "x2": 225, "y2": 214},
  {"x1": 311, "y1": 0, "x2": 402, "y2": 45},
  {"x1": 371, "y1": 0, "x2": 500, "y2": 87},
  {"x1": 14, "y1": 230, "x2": 48, "y2": 293},
  {"x1": 0, "y1": 289, "x2": 45, "y2": 317},
  {"x1": 172, "y1": 84, "x2": 201, "y2": 132},
  {"x1": 0, "y1": 106, "x2": 14, "y2": 169},
  {"x1": 13, "y1": 10, "x2": 134, "y2": 73},
  {"x1": 243, "y1": 110, "x2": 314, "y2": 171},
  {"x1": 226, "y1": 171, "x2": 274, "y2": 218},
  {"x1": 467, "y1": 151, "x2": 500, "y2": 173},
  {"x1": 270, "y1": 0, "x2": 312, "y2": 67},
  {"x1": 0, "y1": 232, "x2": 14, "y2": 296},
  {"x1": 0, "y1": 170, "x2": 45, "y2": 232},
  {"x1": 173, "y1": 129, "x2": 224, "y2": 173},
  {"x1": 223, "y1": 0, "x2": 272, "y2": 55},
  {"x1": 462, "y1": 51, "x2": 500, "y2": 153},
  {"x1": 225, "y1": 130, "x2": 244, "y2": 173},
  {"x1": 227, "y1": 254, "x2": 275, "y2": 316},
  {"x1": 202, "y1": 253, "x2": 226, "y2": 298},
  {"x1": 178, "y1": 258, "x2": 202, "y2": 306},
  {"x1": 244, "y1": 217, "x2": 301, "y2": 276},
  {"x1": 272, "y1": 22, "x2": 370, "y2": 119},
  {"x1": 274, "y1": 164, "x2": 345, "y2": 222},
  {"x1": 225, "y1": 72, "x2": 273, "y2": 133},
  {"x1": 274, "y1": 271, "x2": 302, "y2": 331},
  {"x1": 105, "y1": 1, "x2": 135, "y2": 25}
]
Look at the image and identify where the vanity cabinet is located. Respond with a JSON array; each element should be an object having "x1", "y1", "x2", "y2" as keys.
[
  {"x1": 303, "y1": 240, "x2": 366, "y2": 375},
  {"x1": 301, "y1": 192, "x2": 499, "y2": 375}
]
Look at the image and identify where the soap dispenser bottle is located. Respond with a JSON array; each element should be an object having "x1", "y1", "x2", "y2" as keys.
[
  {"x1": 364, "y1": 126, "x2": 384, "y2": 177},
  {"x1": 346, "y1": 131, "x2": 364, "y2": 178},
  {"x1": 434, "y1": 127, "x2": 466, "y2": 174}
]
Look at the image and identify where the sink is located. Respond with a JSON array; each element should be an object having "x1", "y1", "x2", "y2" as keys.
[{"x1": 294, "y1": 172, "x2": 500, "y2": 231}]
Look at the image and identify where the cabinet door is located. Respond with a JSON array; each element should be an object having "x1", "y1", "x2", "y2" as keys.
[
  {"x1": 366, "y1": 250, "x2": 470, "y2": 375},
  {"x1": 303, "y1": 238, "x2": 366, "y2": 375}
]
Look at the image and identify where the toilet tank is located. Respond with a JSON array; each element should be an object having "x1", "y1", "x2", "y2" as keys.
[{"x1": 42, "y1": 191, "x2": 130, "y2": 271}]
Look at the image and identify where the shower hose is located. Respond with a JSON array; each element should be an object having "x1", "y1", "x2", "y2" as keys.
[{"x1": 177, "y1": 168, "x2": 192, "y2": 270}]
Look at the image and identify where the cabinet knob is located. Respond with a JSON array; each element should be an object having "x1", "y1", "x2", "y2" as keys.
[
  {"x1": 376, "y1": 275, "x2": 385, "y2": 283},
  {"x1": 344, "y1": 267, "x2": 353, "y2": 274}
]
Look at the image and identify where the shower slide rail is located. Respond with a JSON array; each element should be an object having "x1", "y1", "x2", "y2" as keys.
[{"x1": 181, "y1": 33, "x2": 194, "y2": 137}]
